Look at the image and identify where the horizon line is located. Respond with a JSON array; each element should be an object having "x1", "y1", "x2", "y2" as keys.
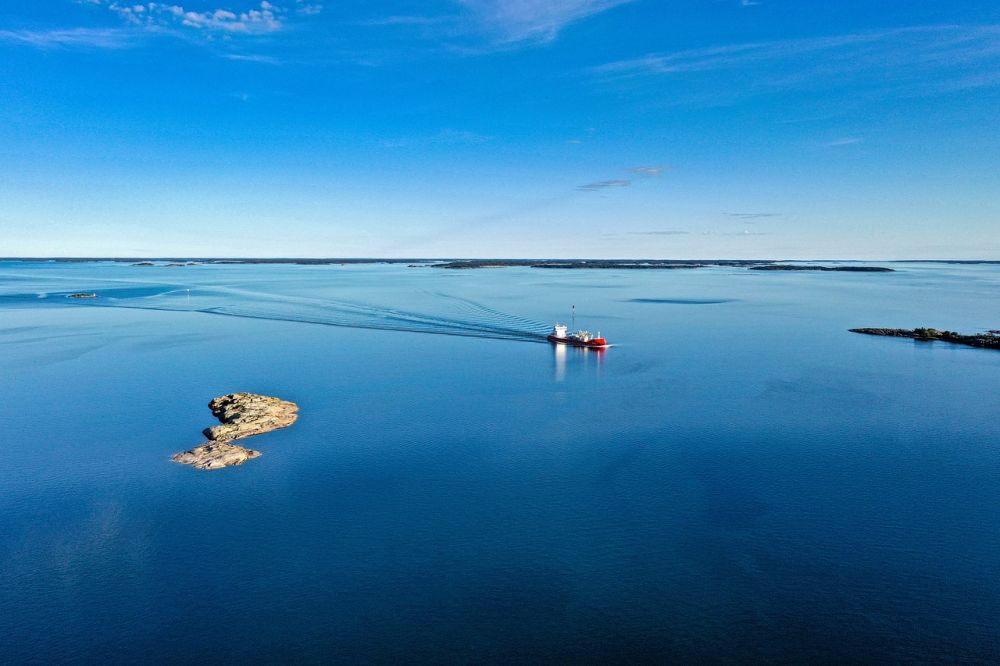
[{"x1": 3, "y1": 257, "x2": 1000, "y2": 264}]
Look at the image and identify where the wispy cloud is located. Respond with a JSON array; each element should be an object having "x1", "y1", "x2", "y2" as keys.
[
  {"x1": 627, "y1": 165, "x2": 667, "y2": 176},
  {"x1": 360, "y1": 0, "x2": 633, "y2": 52},
  {"x1": 459, "y1": 0, "x2": 634, "y2": 46},
  {"x1": 360, "y1": 15, "x2": 454, "y2": 28},
  {"x1": 0, "y1": 27, "x2": 133, "y2": 49},
  {"x1": 594, "y1": 31, "x2": 906, "y2": 77},
  {"x1": 578, "y1": 179, "x2": 630, "y2": 191},
  {"x1": 591, "y1": 24, "x2": 1000, "y2": 98},
  {"x1": 380, "y1": 129, "x2": 493, "y2": 149},
  {"x1": 822, "y1": 137, "x2": 863, "y2": 147},
  {"x1": 223, "y1": 53, "x2": 282, "y2": 64},
  {"x1": 727, "y1": 212, "x2": 780, "y2": 219}
]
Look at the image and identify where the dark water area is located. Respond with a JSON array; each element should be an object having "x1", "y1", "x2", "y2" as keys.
[
  {"x1": 1, "y1": 260, "x2": 999, "y2": 663},
  {"x1": 627, "y1": 297, "x2": 739, "y2": 304}
]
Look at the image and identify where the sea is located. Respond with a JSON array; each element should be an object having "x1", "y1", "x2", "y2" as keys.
[{"x1": 1, "y1": 260, "x2": 999, "y2": 663}]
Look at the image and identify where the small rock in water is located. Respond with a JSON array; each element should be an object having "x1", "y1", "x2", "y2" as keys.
[
  {"x1": 172, "y1": 392, "x2": 299, "y2": 470},
  {"x1": 68, "y1": 293, "x2": 97, "y2": 299},
  {"x1": 172, "y1": 441, "x2": 262, "y2": 470}
]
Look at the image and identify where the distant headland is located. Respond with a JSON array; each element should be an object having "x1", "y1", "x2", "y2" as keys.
[
  {"x1": 851, "y1": 328, "x2": 1000, "y2": 350},
  {"x1": 5, "y1": 257, "x2": 997, "y2": 269},
  {"x1": 1, "y1": 257, "x2": 899, "y2": 272},
  {"x1": 432, "y1": 260, "x2": 896, "y2": 271}
]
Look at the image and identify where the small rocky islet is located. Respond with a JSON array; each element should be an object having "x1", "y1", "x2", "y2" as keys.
[
  {"x1": 172, "y1": 393, "x2": 299, "y2": 470},
  {"x1": 850, "y1": 327, "x2": 1000, "y2": 350}
]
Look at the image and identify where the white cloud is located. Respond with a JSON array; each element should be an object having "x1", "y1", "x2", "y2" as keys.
[
  {"x1": 296, "y1": 0, "x2": 323, "y2": 16},
  {"x1": 88, "y1": 1, "x2": 314, "y2": 35}
]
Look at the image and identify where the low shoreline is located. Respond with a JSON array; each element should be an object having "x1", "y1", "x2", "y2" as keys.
[
  {"x1": 3, "y1": 257, "x2": 982, "y2": 267},
  {"x1": 850, "y1": 328, "x2": 1000, "y2": 350}
]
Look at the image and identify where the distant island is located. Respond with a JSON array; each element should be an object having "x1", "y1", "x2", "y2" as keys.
[
  {"x1": 432, "y1": 259, "x2": 762, "y2": 269},
  {"x1": 0, "y1": 257, "x2": 910, "y2": 271},
  {"x1": 851, "y1": 328, "x2": 1000, "y2": 350},
  {"x1": 750, "y1": 265, "x2": 894, "y2": 272},
  {"x1": 431, "y1": 259, "x2": 893, "y2": 271}
]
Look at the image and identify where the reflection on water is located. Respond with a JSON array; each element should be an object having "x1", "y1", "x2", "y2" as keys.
[
  {"x1": 554, "y1": 342, "x2": 566, "y2": 381},
  {"x1": 553, "y1": 342, "x2": 606, "y2": 382}
]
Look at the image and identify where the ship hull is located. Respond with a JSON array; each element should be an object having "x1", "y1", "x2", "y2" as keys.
[{"x1": 547, "y1": 335, "x2": 610, "y2": 349}]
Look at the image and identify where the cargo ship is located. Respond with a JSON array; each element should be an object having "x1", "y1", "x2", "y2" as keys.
[{"x1": 547, "y1": 323, "x2": 610, "y2": 349}]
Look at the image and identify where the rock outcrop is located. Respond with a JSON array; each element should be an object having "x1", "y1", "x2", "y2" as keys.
[
  {"x1": 202, "y1": 393, "x2": 299, "y2": 442},
  {"x1": 173, "y1": 393, "x2": 299, "y2": 470},
  {"x1": 68, "y1": 293, "x2": 97, "y2": 298},
  {"x1": 172, "y1": 441, "x2": 262, "y2": 470}
]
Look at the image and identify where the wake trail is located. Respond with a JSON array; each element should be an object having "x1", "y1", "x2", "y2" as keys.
[{"x1": 36, "y1": 286, "x2": 552, "y2": 343}]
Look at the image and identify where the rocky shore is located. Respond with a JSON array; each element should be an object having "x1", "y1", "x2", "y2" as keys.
[
  {"x1": 850, "y1": 327, "x2": 1000, "y2": 350},
  {"x1": 172, "y1": 393, "x2": 299, "y2": 470}
]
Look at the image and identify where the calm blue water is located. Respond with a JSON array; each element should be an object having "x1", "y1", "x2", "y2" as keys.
[{"x1": 2, "y1": 260, "x2": 999, "y2": 663}]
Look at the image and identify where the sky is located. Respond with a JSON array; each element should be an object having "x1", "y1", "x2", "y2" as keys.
[{"x1": 1, "y1": 0, "x2": 998, "y2": 259}]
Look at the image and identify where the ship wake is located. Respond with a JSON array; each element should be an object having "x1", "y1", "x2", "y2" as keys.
[{"x1": 41, "y1": 285, "x2": 553, "y2": 343}]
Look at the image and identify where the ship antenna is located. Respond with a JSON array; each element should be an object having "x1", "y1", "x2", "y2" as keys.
[{"x1": 572, "y1": 304, "x2": 575, "y2": 329}]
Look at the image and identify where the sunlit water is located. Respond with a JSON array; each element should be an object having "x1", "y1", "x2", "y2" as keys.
[{"x1": 2, "y1": 260, "x2": 999, "y2": 662}]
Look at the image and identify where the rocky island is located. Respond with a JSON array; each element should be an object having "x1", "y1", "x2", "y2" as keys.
[
  {"x1": 172, "y1": 393, "x2": 299, "y2": 470},
  {"x1": 68, "y1": 293, "x2": 97, "y2": 298},
  {"x1": 850, "y1": 327, "x2": 1000, "y2": 350}
]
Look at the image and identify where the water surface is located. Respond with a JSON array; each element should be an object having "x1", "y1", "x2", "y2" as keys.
[{"x1": 2, "y1": 260, "x2": 999, "y2": 662}]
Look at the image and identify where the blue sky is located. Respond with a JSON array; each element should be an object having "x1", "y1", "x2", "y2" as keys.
[{"x1": 1, "y1": 1, "x2": 998, "y2": 258}]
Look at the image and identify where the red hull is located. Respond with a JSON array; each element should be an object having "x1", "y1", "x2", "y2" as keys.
[{"x1": 547, "y1": 334, "x2": 610, "y2": 349}]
